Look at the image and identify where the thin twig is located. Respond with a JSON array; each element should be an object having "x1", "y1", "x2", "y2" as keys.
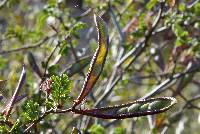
[
  {"x1": 43, "y1": 41, "x2": 60, "y2": 78},
  {"x1": 116, "y1": 1, "x2": 164, "y2": 68},
  {"x1": 108, "y1": 1, "x2": 125, "y2": 42},
  {"x1": 0, "y1": 36, "x2": 51, "y2": 55},
  {"x1": 23, "y1": 108, "x2": 72, "y2": 133},
  {"x1": 141, "y1": 64, "x2": 200, "y2": 99},
  {"x1": 169, "y1": 88, "x2": 200, "y2": 110},
  {"x1": 183, "y1": 94, "x2": 200, "y2": 110}
]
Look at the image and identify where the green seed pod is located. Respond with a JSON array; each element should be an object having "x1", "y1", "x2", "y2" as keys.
[
  {"x1": 139, "y1": 103, "x2": 149, "y2": 111},
  {"x1": 117, "y1": 107, "x2": 128, "y2": 114},
  {"x1": 128, "y1": 103, "x2": 141, "y2": 112},
  {"x1": 149, "y1": 100, "x2": 165, "y2": 110}
]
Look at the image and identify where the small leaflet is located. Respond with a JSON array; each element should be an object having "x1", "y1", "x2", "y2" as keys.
[
  {"x1": 73, "y1": 14, "x2": 109, "y2": 107},
  {"x1": 73, "y1": 97, "x2": 177, "y2": 119}
]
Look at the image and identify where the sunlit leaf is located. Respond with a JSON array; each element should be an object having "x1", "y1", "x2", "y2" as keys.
[
  {"x1": 9, "y1": 119, "x2": 22, "y2": 133},
  {"x1": 73, "y1": 14, "x2": 109, "y2": 107},
  {"x1": 73, "y1": 97, "x2": 176, "y2": 119},
  {"x1": 22, "y1": 100, "x2": 40, "y2": 121},
  {"x1": 49, "y1": 74, "x2": 71, "y2": 106},
  {"x1": 113, "y1": 127, "x2": 126, "y2": 134},
  {"x1": 146, "y1": 0, "x2": 157, "y2": 10},
  {"x1": 88, "y1": 124, "x2": 105, "y2": 134}
]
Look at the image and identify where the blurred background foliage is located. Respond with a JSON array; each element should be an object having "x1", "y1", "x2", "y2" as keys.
[{"x1": 0, "y1": 0, "x2": 200, "y2": 133}]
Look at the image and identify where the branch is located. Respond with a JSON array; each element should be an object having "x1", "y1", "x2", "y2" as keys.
[
  {"x1": 23, "y1": 108, "x2": 72, "y2": 133},
  {"x1": 141, "y1": 64, "x2": 200, "y2": 99},
  {"x1": 108, "y1": 1, "x2": 125, "y2": 42},
  {"x1": 116, "y1": 1, "x2": 164, "y2": 68},
  {"x1": 43, "y1": 40, "x2": 60, "y2": 78},
  {"x1": 0, "y1": 36, "x2": 51, "y2": 55}
]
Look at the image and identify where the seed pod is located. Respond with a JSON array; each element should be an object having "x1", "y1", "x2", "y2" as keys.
[
  {"x1": 73, "y1": 14, "x2": 109, "y2": 107},
  {"x1": 72, "y1": 97, "x2": 177, "y2": 119},
  {"x1": 139, "y1": 103, "x2": 149, "y2": 111},
  {"x1": 117, "y1": 107, "x2": 128, "y2": 114},
  {"x1": 128, "y1": 103, "x2": 141, "y2": 112},
  {"x1": 149, "y1": 100, "x2": 169, "y2": 110}
]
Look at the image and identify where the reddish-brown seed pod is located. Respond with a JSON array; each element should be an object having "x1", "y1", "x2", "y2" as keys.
[
  {"x1": 73, "y1": 14, "x2": 109, "y2": 108},
  {"x1": 72, "y1": 97, "x2": 177, "y2": 119}
]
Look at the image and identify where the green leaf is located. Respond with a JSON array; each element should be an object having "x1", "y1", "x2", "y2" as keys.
[
  {"x1": 172, "y1": 24, "x2": 188, "y2": 38},
  {"x1": 69, "y1": 22, "x2": 87, "y2": 37},
  {"x1": 113, "y1": 127, "x2": 126, "y2": 134},
  {"x1": 59, "y1": 41, "x2": 69, "y2": 56},
  {"x1": 172, "y1": 23, "x2": 191, "y2": 46},
  {"x1": 22, "y1": 100, "x2": 40, "y2": 121},
  {"x1": 132, "y1": 17, "x2": 147, "y2": 38},
  {"x1": 178, "y1": 3, "x2": 186, "y2": 12},
  {"x1": 0, "y1": 125, "x2": 9, "y2": 133},
  {"x1": 50, "y1": 74, "x2": 71, "y2": 106},
  {"x1": 88, "y1": 124, "x2": 105, "y2": 134},
  {"x1": 9, "y1": 119, "x2": 22, "y2": 133},
  {"x1": 48, "y1": 0, "x2": 57, "y2": 6},
  {"x1": 35, "y1": 12, "x2": 48, "y2": 32},
  {"x1": 0, "y1": 56, "x2": 8, "y2": 70},
  {"x1": 146, "y1": 0, "x2": 158, "y2": 10},
  {"x1": 192, "y1": 2, "x2": 200, "y2": 16}
]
